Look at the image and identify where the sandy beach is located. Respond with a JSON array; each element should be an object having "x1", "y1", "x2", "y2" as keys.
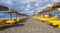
[{"x1": 0, "y1": 17, "x2": 60, "y2": 33}]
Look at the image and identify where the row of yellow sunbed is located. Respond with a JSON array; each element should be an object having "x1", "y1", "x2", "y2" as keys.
[
  {"x1": 0, "y1": 16, "x2": 27, "y2": 28},
  {"x1": 33, "y1": 15, "x2": 60, "y2": 28}
]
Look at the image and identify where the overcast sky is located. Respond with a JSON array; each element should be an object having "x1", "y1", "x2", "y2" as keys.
[{"x1": 0, "y1": 0, "x2": 60, "y2": 16}]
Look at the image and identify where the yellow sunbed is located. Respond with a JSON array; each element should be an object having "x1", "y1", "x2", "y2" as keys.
[
  {"x1": 16, "y1": 17, "x2": 26, "y2": 22},
  {"x1": 48, "y1": 20, "x2": 60, "y2": 28},
  {"x1": 33, "y1": 15, "x2": 60, "y2": 28},
  {"x1": 0, "y1": 16, "x2": 27, "y2": 28},
  {"x1": 6, "y1": 19, "x2": 16, "y2": 24},
  {"x1": 6, "y1": 17, "x2": 27, "y2": 24},
  {"x1": 33, "y1": 15, "x2": 58, "y2": 22},
  {"x1": 0, "y1": 20, "x2": 8, "y2": 27}
]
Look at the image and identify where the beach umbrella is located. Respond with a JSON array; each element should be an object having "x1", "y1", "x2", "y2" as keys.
[
  {"x1": 0, "y1": 5, "x2": 27, "y2": 16},
  {"x1": 0, "y1": 5, "x2": 9, "y2": 11},
  {"x1": 0, "y1": 5, "x2": 9, "y2": 19},
  {"x1": 36, "y1": 2, "x2": 60, "y2": 17},
  {"x1": 4, "y1": 11, "x2": 18, "y2": 19},
  {"x1": 0, "y1": 5, "x2": 28, "y2": 20}
]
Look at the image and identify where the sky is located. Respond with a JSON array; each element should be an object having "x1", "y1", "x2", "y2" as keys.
[{"x1": 0, "y1": 0, "x2": 60, "y2": 16}]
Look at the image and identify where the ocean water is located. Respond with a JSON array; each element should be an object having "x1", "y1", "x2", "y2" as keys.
[
  {"x1": 52, "y1": 13, "x2": 60, "y2": 16},
  {"x1": 0, "y1": 13, "x2": 24, "y2": 20}
]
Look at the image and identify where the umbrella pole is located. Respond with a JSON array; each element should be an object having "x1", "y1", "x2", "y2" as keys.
[
  {"x1": 10, "y1": 13, "x2": 12, "y2": 19},
  {"x1": 16, "y1": 14, "x2": 17, "y2": 22},
  {"x1": 19, "y1": 15, "x2": 20, "y2": 18},
  {"x1": 16, "y1": 14, "x2": 17, "y2": 19}
]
